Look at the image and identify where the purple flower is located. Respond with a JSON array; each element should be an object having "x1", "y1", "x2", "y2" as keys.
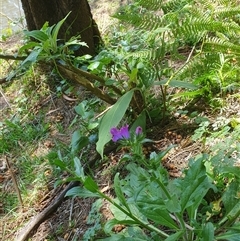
[
  {"x1": 110, "y1": 125, "x2": 130, "y2": 142},
  {"x1": 135, "y1": 126, "x2": 142, "y2": 135},
  {"x1": 110, "y1": 127, "x2": 123, "y2": 142},
  {"x1": 120, "y1": 125, "x2": 130, "y2": 139}
]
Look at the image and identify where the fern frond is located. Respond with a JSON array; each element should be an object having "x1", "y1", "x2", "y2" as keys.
[
  {"x1": 161, "y1": 0, "x2": 194, "y2": 13},
  {"x1": 114, "y1": 11, "x2": 164, "y2": 30},
  {"x1": 204, "y1": 37, "x2": 240, "y2": 56},
  {"x1": 177, "y1": 17, "x2": 240, "y2": 40},
  {"x1": 214, "y1": 6, "x2": 240, "y2": 18},
  {"x1": 175, "y1": 52, "x2": 220, "y2": 79},
  {"x1": 137, "y1": 0, "x2": 164, "y2": 11},
  {"x1": 126, "y1": 46, "x2": 170, "y2": 60}
]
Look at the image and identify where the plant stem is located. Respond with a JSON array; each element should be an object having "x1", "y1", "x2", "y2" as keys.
[{"x1": 98, "y1": 191, "x2": 169, "y2": 238}]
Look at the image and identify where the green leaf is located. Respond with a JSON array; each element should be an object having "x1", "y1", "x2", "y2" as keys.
[
  {"x1": 88, "y1": 61, "x2": 101, "y2": 71},
  {"x1": 222, "y1": 181, "x2": 240, "y2": 214},
  {"x1": 114, "y1": 173, "x2": 131, "y2": 212},
  {"x1": 136, "y1": 199, "x2": 178, "y2": 229},
  {"x1": 104, "y1": 218, "x2": 138, "y2": 235},
  {"x1": 18, "y1": 41, "x2": 40, "y2": 53},
  {"x1": 218, "y1": 181, "x2": 240, "y2": 226},
  {"x1": 84, "y1": 176, "x2": 99, "y2": 193},
  {"x1": 103, "y1": 225, "x2": 151, "y2": 240},
  {"x1": 51, "y1": 12, "x2": 71, "y2": 50},
  {"x1": 164, "y1": 231, "x2": 183, "y2": 241},
  {"x1": 20, "y1": 47, "x2": 42, "y2": 68},
  {"x1": 65, "y1": 186, "x2": 101, "y2": 198},
  {"x1": 130, "y1": 110, "x2": 146, "y2": 133},
  {"x1": 154, "y1": 80, "x2": 198, "y2": 89},
  {"x1": 201, "y1": 222, "x2": 214, "y2": 241},
  {"x1": 96, "y1": 90, "x2": 134, "y2": 158},
  {"x1": 110, "y1": 201, "x2": 134, "y2": 222},
  {"x1": 73, "y1": 157, "x2": 85, "y2": 179},
  {"x1": 52, "y1": 159, "x2": 66, "y2": 170},
  {"x1": 169, "y1": 80, "x2": 198, "y2": 89},
  {"x1": 178, "y1": 157, "x2": 212, "y2": 213},
  {"x1": 24, "y1": 30, "x2": 48, "y2": 42},
  {"x1": 216, "y1": 224, "x2": 240, "y2": 241},
  {"x1": 70, "y1": 130, "x2": 89, "y2": 153},
  {"x1": 165, "y1": 194, "x2": 181, "y2": 213}
]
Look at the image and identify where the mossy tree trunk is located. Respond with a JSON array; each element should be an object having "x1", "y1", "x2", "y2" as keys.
[{"x1": 20, "y1": 0, "x2": 101, "y2": 55}]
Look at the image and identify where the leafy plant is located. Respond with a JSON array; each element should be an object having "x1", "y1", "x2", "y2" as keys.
[
  {"x1": 64, "y1": 127, "x2": 240, "y2": 240},
  {"x1": 83, "y1": 199, "x2": 103, "y2": 240},
  {"x1": 111, "y1": 0, "x2": 240, "y2": 105}
]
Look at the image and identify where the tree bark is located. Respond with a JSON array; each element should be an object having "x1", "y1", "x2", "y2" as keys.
[{"x1": 20, "y1": 0, "x2": 101, "y2": 55}]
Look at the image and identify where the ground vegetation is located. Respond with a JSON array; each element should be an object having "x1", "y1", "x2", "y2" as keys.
[{"x1": 0, "y1": 0, "x2": 240, "y2": 240}]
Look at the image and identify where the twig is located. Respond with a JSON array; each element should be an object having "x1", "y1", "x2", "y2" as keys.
[
  {"x1": 94, "y1": 105, "x2": 113, "y2": 119},
  {"x1": 5, "y1": 156, "x2": 23, "y2": 209},
  {"x1": 69, "y1": 198, "x2": 74, "y2": 224},
  {"x1": 0, "y1": 86, "x2": 11, "y2": 108},
  {"x1": 186, "y1": 46, "x2": 195, "y2": 63}
]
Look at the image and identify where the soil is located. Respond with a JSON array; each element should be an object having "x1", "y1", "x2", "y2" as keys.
[{"x1": 1, "y1": 1, "x2": 240, "y2": 241}]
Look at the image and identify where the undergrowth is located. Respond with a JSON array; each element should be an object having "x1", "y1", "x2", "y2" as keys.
[{"x1": 1, "y1": 0, "x2": 240, "y2": 240}]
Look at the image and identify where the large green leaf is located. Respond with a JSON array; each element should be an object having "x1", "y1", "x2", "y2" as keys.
[
  {"x1": 130, "y1": 110, "x2": 146, "y2": 133},
  {"x1": 24, "y1": 30, "x2": 48, "y2": 42},
  {"x1": 155, "y1": 79, "x2": 198, "y2": 89},
  {"x1": 70, "y1": 130, "x2": 89, "y2": 153},
  {"x1": 84, "y1": 176, "x2": 99, "y2": 193},
  {"x1": 51, "y1": 12, "x2": 71, "y2": 51},
  {"x1": 221, "y1": 181, "x2": 240, "y2": 217},
  {"x1": 178, "y1": 158, "x2": 212, "y2": 213},
  {"x1": 201, "y1": 222, "x2": 214, "y2": 241},
  {"x1": 136, "y1": 198, "x2": 178, "y2": 229},
  {"x1": 20, "y1": 47, "x2": 42, "y2": 68},
  {"x1": 114, "y1": 173, "x2": 131, "y2": 212},
  {"x1": 96, "y1": 90, "x2": 134, "y2": 158}
]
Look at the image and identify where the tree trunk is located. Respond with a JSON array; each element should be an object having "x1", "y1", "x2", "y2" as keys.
[{"x1": 20, "y1": 0, "x2": 101, "y2": 55}]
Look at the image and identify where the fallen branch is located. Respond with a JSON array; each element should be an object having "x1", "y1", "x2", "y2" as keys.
[
  {"x1": 0, "y1": 54, "x2": 26, "y2": 61},
  {"x1": 14, "y1": 181, "x2": 79, "y2": 241},
  {"x1": 14, "y1": 144, "x2": 117, "y2": 241},
  {"x1": 57, "y1": 64, "x2": 116, "y2": 105}
]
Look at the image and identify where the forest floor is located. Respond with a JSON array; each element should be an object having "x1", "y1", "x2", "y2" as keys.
[{"x1": 1, "y1": 0, "x2": 240, "y2": 241}]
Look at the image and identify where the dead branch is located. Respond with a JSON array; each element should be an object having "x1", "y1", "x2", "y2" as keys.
[
  {"x1": 57, "y1": 64, "x2": 116, "y2": 105},
  {"x1": 14, "y1": 181, "x2": 79, "y2": 241},
  {"x1": 66, "y1": 64, "x2": 122, "y2": 96},
  {"x1": 0, "y1": 54, "x2": 26, "y2": 61}
]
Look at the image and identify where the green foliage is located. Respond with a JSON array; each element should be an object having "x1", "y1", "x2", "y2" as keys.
[
  {"x1": 65, "y1": 144, "x2": 240, "y2": 240},
  {"x1": 9, "y1": 12, "x2": 86, "y2": 81},
  {"x1": 96, "y1": 90, "x2": 134, "y2": 157},
  {"x1": 0, "y1": 118, "x2": 48, "y2": 153},
  {"x1": 70, "y1": 99, "x2": 100, "y2": 154},
  {"x1": 112, "y1": 0, "x2": 240, "y2": 104},
  {"x1": 83, "y1": 199, "x2": 103, "y2": 240}
]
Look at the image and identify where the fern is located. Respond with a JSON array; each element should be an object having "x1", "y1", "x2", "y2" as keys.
[
  {"x1": 113, "y1": 0, "x2": 240, "y2": 100},
  {"x1": 137, "y1": 0, "x2": 164, "y2": 11},
  {"x1": 205, "y1": 37, "x2": 240, "y2": 56}
]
